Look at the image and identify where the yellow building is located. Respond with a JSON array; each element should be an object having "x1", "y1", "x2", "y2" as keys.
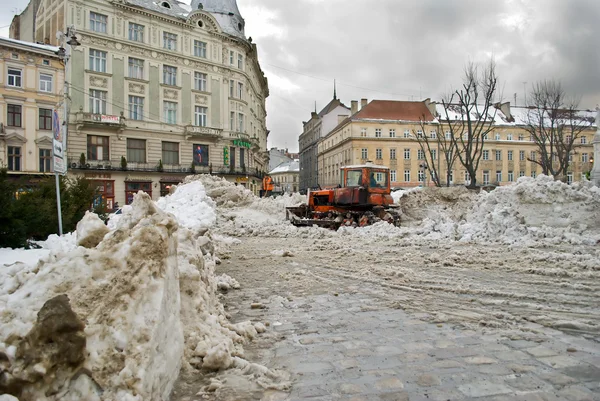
[
  {"x1": 0, "y1": 37, "x2": 64, "y2": 181},
  {"x1": 318, "y1": 99, "x2": 595, "y2": 188}
]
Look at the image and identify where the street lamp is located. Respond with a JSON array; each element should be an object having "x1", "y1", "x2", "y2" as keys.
[{"x1": 53, "y1": 26, "x2": 79, "y2": 235}]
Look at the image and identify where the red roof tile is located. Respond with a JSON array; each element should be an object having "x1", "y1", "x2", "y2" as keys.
[{"x1": 354, "y1": 100, "x2": 435, "y2": 122}]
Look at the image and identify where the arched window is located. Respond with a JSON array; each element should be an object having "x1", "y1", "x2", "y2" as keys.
[{"x1": 161, "y1": 1, "x2": 171, "y2": 9}]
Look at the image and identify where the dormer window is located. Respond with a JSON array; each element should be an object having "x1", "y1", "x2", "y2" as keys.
[{"x1": 161, "y1": 1, "x2": 171, "y2": 8}]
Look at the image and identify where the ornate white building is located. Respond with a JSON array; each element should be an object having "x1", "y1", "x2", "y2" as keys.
[{"x1": 13, "y1": 0, "x2": 269, "y2": 207}]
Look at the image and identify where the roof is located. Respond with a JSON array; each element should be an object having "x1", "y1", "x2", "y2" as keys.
[
  {"x1": 354, "y1": 100, "x2": 435, "y2": 122},
  {"x1": 126, "y1": 0, "x2": 191, "y2": 19},
  {"x1": 318, "y1": 98, "x2": 349, "y2": 118},
  {"x1": 269, "y1": 160, "x2": 300, "y2": 175},
  {"x1": 0, "y1": 36, "x2": 59, "y2": 55}
]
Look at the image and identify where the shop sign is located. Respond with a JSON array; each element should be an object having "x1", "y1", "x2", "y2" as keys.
[
  {"x1": 84, "y1": 173, "x2": 112, "y2": 179},
  {"x1": 235, "y1": 177, "x2": 248, "y2": 183},
  {"x1": 223, "y1": 146, "x2": 229, "y2": 166},
  {"x1": 100, "y1": 115, "x2": 120, "y2": 124},
  {"x1": 233, "y1": 139, "x2": 251, "y2": 149}
]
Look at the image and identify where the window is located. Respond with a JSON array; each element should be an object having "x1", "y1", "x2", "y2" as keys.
[
  {"x1": 229, "y1": 50, "x2": 234, "y2": 65},
  {"x1": 430, "y1": 130, "x2": 437, "y2": 139},
  {"x1": 7, "y1": 104, "x2": 22, "y2": 127},
  {"x1": 530, "y1": 151, "x2": 536, "y2": 161},
  {"x1": 229, "y1": 80, "x2": 234, "y2": 98},
  {"x1": 39, "y1": 73, "x2": 53, "y2": 92},
  {"x1": 89, "y1": 49, "x2": 107, "y2": 73},
  {"x1": 89, "y1": 90, "x2": 107, "y2": 114},
  {"x1": 238, "y1": 53, "x2": 243, "y2": 69},
  {"x1": 508, "y1": 171, "x2": 514, "y2": 182},
  {"x1": 404, "y1": 170, "x2": 410, "y2": 182},
  {"x1": 519, "y1": 150, "x2": 525, "y2": 161},
  {"x1": 483, "y1": 170, "x2": 490, "y2": 185},
  {"x1": 87, "y1": 135, "x2": 109, "y2": 161},
  {"x1": 483, "y1": 133, "x2": 489, "y2": 140},
  {"x1": 7, "y1": 68, "x2": 22, "y2": 87},
  {"x1": 519, "y1": 171, "x2": 525, "y2": 178},
  {"x1": 496, "y1": 170, "x2": 502, "y2": 183},
  {"x1": 465, "y1": 171, "x2": 471, "y2": 185},
  {"x1": 445, "y1": 131, "x2": 451, "y2": 140},
  {"x1": 389, "y1": 129, "x2": 396, "y2": 138},
  {"x1": 404, "y1": 130, "x2": 411, "y2": 138},
  {"x1": 361, "y1": 148, "x2": 368, "y2": 159},
  {"x1": 566, "y1": 135, "x2": 572, "y2": 143},
  {"x1": 375, "y1": 128, "x2": 382, "y2": 138},
  {"x1": 230, "y1": 111, "x2": 235, "y2": 130},
  {"x1": 495, "y1": 150, "x2": 502, "y2": 161},
  {"x1": 39, "y1": 149, "x2": 52, "y2": 172},
  {"x1": 360, "y1": 128, "x2": 367, "y2": 137},
  {"x1": 582, "y1": 153, "x2": 589, "y2": 163},
  {"x1": 568, "y1": 153, "x2": 573, "y2": 162},
  {"x1": 448, "y1": 170, "x2": 454, "y2": 184},
  {"x1": 163, "y1": 65, "x2": 177, "y2": 86},
  {"x1": 127, "y1": 139, "x2": 146, "y2": 163},
  {"x1": 390, "y1": 148, "x2": 396, "y2": 160},
  {"x1": 482, "y1": 150, "x2": 489, "y2": 160},
  {"x1": 507, "y1": 150, "x2": 513, "y2": 161},
  {"x1": 39, "y1": 108, "x2": 52, "y2": 130},
  {"x1": 581, "y1": 136, "x2": 587, "y2": 144},
  {"x1": 129, "y1": 96, "x2": 144, "y2": 120},
  {"x1": 418, "y1": 170, "x2": 425, "y2": 182},
  {"x1": 163, "y1": 32, "x2": 177, "y2": 50},
  {"x1": 430, "y1": 149, "x2": 437, "y2": 160},
  {"x1": 42, "y1": 59, "x2": 50, "y2": 66},
  {"x1": 531, "y1": 171, "x2": 537, "y2": 178},
  {"x1": 495, "y1": 133, "x2": 501, "y2": 140},
  {"x1": 7, "y1": 146, "x2": 21, "y2": 171},
  {"x1": 518, "y1": 134, "x2": 524, "y2": 141},
  {"x1": 162, "y1": 141, "x2": 179, "y2": 164},
  {"x1": 128, "y1": 58, "x2": 144, "y2": 79},
  {"x1": 194, "y1": 72, "x2": 207, "y2": 91},
  {"x1": 507, "y1": 133, "x2": 513, "y2": 141},
  {"x1": 404, "y1": 148, "x2": 410, "y2": 160},
  {"x1": 417, "y1": 130, "x2": 423, "y2": 138},
  {"x1": 390, "y1": 170, "x2": 396, "y2": 182},
  {"x1": 237, "y1": 82, "x2": 243, "y2": 99},
  {"x1": 129, "y1": 23, "x2": 144, "y2": 42},
  {"x1": 376, "y1": 148, "x2": 382, "y2": 159},
  {"x1": 417, "y1": 150, "x2": 425, "y2": 160},
  {"x1": 163, "y1": 101, "x2": 177, "y2": 124},
  {"x1": 195, "y1": 106, "x2": 207, "y2": 127},
  {"x1": 194, "y1": 40, "x2": 207, "y2": 58},
  {"x1": 238, "y1": 113, "x2": 244, "y2": 132},
  {"x1": 90, "y1": 12, "x2": 107, "y2": 33}
]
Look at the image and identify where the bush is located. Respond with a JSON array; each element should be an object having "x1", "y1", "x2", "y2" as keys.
[{"x1": 0, "y1": 169, "x2": 102, "y2": 248}]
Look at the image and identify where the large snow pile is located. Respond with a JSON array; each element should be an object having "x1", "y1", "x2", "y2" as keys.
[
  {"x1": 342, "y1": 176, "x2": 600, "y2": 245},
  {"x1": 0, "y1": 179, "x2": 288, "y2": 400}
]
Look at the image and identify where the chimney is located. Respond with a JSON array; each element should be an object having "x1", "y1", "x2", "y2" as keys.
[
  {"x1": 351, "y1": 100, "x2": 358, "y2": 115},
  {"x1": 497, "y1": 101, "x2": 513, "y2": 122},
  {"x1": 361, "y1": 98, "x2": 368, "y2": 109},
  {"x1": 423, "y1": 98, "x2": 437, "y2": 117}
]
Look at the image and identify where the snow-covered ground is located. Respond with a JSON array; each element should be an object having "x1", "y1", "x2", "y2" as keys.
[{"x1": 1, "y1": 174, "x2": 598, "y2": 400}]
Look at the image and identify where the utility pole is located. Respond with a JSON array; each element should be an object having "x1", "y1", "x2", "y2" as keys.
[{"x1": 55, "y1": 26, "x2": 80, "y2": 235}]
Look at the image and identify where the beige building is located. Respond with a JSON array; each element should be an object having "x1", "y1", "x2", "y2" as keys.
[
  {"x1": 0, "y1": 37, "x2": 64, "y2": 181},
  {"x1": 269, "y1": 159, "x2": 299, "y2": 193},
  {"x1": 318, "y1": 99, "x2": 595, "y2": 188},
  {"x1": 12, "y1": 0, "x2": 269, "y2": 208}
]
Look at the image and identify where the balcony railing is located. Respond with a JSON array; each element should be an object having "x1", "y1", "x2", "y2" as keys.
[
  {"x1": 67, "y1": 158, "x2": 266, "y2": 178},
  {"x1": 74, "y1": 112, "x2": 126, "y2": 130}
]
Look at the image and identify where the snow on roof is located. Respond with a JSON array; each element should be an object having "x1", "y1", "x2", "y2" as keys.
[
  {"x1": 126, "y1": 0, "x2": 192, "y2": 19},
  {"x1": 269, "y1": 160, "x2": 299, "y2": 175},
  {"x1": 355, "y1": 100, "x2": 435, "y2": 122},
  {"x1": 0, "y1": 36, "x2": 59, "y2": 54}
]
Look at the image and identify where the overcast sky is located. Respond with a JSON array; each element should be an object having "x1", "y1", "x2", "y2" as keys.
[{"x1": 2, "y1": 0, "x2": 599, "y2": 152}]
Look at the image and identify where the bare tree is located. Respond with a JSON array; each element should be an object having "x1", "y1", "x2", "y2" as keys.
[
  {"x1": 438, "y1": 60, "x2": 499, "y2": 188},
  {"x1": 523, "y1": 80, "x2": 593, "y2": 181},
  {"x1": 413, "y1": 118, "x2": 460, "y2": 187}
]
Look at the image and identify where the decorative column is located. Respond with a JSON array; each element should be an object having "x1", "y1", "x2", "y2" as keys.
[{"x1": 591, "y1": 106, "x2": 600, "y2": 186}]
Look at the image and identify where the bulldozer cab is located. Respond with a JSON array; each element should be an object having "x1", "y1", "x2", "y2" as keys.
[{"x1": 342, "y1": 165, "x2": 390, "y2": 192}]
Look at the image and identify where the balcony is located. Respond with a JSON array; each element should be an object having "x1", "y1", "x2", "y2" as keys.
[
  {"x1": 184, "y1": 125, "x2": 222, "y2": 140},
  {"x1": 74, "y1": 111, "x2": 126, "y2": 131},
  {"x1": 67, "y1": 158, "x2": 266, "y2": 178}
]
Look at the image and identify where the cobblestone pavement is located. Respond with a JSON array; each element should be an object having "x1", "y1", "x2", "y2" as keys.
[{"x1": 210, "y1": 237, "x2": 600, "y2": 401}]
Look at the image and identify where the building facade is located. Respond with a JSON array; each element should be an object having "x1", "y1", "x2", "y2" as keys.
[
  {"x1": 298, "y1": 95, "x2": 349, "y2": 191},
  {"x1": 269, "y1": 159, "x2": 299, "y2": 193},
  {"x1": 9, "y1": 0, "x2": 43, "y2": 43},
  {"x1": 0, "y1": 38, "x2": 63, "y2": 182},
  {"x1": 268, "y1": 147, "x2": 293, "y2": 171},
  {"x1": 14, "y1": 0, "x2": 269, "y2": 207},
  {"x1": 318, "y1": 99, "x2": 595, "y2": 188}
]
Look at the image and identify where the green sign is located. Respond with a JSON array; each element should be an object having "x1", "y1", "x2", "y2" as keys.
[
  {"x1": 223, "y1": 146, "x2": 229, "y2": 166},
  {"x1": 233, "y1": 139, "x2": 251, "y2": 149}
]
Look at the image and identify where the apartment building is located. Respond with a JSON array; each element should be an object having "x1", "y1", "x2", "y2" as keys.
[
  {"x1": 269, "y1": 159, "x2": 299, "y2": 193},
  {"x1": 12, "y1": 0, "x2": 269, "y2": 207},
  {"x1": 0, "y1": 37, "x2": 63, "y2": 182},
  {"x1": 318, "y1": 99, "x2": 595, "y2": 188},
  {"x1": 298, "y1": 94, "x2": 350, "y2": 191}
]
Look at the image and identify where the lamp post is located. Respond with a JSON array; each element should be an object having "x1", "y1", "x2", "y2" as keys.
[
  {"x1": 591, "y1": 106, "x2": 600, "y2": 186},
  {"x1": 54, "y1": 26, "x2": 80, "y2": 235}
]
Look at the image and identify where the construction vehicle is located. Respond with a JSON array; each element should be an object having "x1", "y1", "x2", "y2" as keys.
[{"x1": 286, "y1": 163, "x2": 400, "y2": 229}]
